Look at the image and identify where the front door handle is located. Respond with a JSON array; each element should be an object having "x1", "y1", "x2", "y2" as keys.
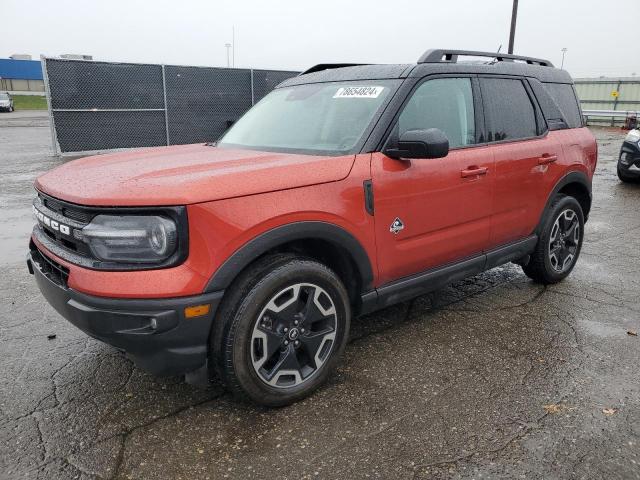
[
  {"x1": 538, "y1": 154, "x2": 558, "y2": 165},
  {"x1": 461, "y1": 166, "x2": 489, "y2": 178}
]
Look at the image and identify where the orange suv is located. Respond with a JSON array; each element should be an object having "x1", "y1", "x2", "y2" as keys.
[{"x1": 28, "y1": 49, "x2": 597, "y2": 406}]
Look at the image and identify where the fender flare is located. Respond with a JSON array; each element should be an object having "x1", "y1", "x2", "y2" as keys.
[
  {"x1": 203, "y1": 221, "x2": 374, "y2": 293},
  {"x1": 535, "y1": 171, "x2": 592, "y2": 235}
]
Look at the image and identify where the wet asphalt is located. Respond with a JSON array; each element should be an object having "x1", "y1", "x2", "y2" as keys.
[{"x1": 0, "y1": 111, "x2": 639, "y2": 480}]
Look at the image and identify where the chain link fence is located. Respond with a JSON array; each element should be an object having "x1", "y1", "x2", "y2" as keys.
[
  {"x1": 575, "y1": 78, "x2": 640, "y2": 127},
  {"x1": 42, "y1": 58, "x2": 298, "y2": 155}
]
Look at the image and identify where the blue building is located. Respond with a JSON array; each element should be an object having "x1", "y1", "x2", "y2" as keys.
[{"x1": 0, "y1": 58, "x2": 44, "y2": 93}]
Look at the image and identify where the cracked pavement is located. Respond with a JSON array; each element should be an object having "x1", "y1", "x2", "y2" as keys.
[{"x1": 1, "y1": 111, "x2": 639, "y2": 479}]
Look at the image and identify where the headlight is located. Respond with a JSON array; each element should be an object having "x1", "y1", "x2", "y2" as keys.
[
  {"x1": 625, "y1": 129, "x2": 640, "y2": 146},
  {"x1": 79, "y1": 215, "x2": 178, "y2": 263}
]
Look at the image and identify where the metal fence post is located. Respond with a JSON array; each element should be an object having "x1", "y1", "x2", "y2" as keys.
[
  {"x1": 161, "y1": 64, "x2": 170, "y2": 146},
  {"x1": 612, "y1": 79, "x2": 622, "y2": 127},
  {"x1": 40, "y1": 56, "x2": 59, "y2": 156},
  {"x1": 250, "y1": 68, "x2": 255, "y2": 106}
]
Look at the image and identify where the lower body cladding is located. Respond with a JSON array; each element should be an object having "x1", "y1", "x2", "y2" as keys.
[
  {"x1": 360, "y1": 235, "x2": 538, "y2": 313},
  {"x1": 27, "y1": 246, "x2": 223, "y2": 376},
  {"x1": 28, "y1": 235, "x2": 539, "y2": 377}
]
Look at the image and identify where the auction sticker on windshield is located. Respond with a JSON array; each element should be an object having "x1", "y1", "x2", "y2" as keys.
[{"x1": 333, "y1": 86, "x2": 384, "y2": 99}]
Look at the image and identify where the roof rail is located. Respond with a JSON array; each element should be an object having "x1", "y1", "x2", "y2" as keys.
[
  {"x1": 417, "y1": 49, "x2": 554, "y2": 67},
  {"x1": 299, "y1": 63, "x2": 370, "y2": 76}
]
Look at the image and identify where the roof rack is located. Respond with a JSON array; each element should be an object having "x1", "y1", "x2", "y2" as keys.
[
  {"x1": 299, "y1": 63, "x2": 370, "y2": 76},
  {"x1": 417, "y1": 49, "x2": 554, "y2": 67}
]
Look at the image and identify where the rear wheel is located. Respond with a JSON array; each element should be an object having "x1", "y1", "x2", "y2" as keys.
[
  {"x1": 211, "y1": 254, "x2": 350, "y2": 407},
  {"x1": 523, "y1": 194, "x2": 584, "y2": 284}
]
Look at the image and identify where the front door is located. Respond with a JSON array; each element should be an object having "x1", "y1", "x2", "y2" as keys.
[{"x1": 371, "y1": 77, "x2": 494, "y2": 285}]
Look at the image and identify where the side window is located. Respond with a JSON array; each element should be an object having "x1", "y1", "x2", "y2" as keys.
[
  {"x1": 481, "y1": 78, "x2": 537, "y2": 141},
  {"x1": 544, "y1": 83, "x2": 583, "y2": 128},
  {"x1": 398, "y1": 78, "x2": 476, "y2": 148}
]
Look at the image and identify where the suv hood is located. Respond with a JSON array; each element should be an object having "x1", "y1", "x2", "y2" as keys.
[{"x1": 35, "y1": 144, "x2": 356, "y2": 206}]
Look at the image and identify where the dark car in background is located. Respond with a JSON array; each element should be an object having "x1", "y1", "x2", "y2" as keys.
[
  {"x1": 618, "y1": 129, "x2": 640, "y2": 182},
  {"x1": 0, "y1": 92, "x2": 14, "y2": 112}
]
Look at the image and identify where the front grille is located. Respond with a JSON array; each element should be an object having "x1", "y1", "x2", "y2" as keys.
[
  {"x1": 30, "y1": 241, "x2": 69, "y2": 287},
  {"x1": 41, "y1": 194, "x2": 94, "y2": 224},
  {"x1": 34, "y1": 193, "x2": 92, "y2": 258}
]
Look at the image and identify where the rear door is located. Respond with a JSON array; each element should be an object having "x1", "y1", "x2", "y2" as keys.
[
  {"x1": 371, "y1": 76, "x2": 495, "y2": 285},
  {"x1": 479, "y1": 76, "x2": 563, "y2": 247}
]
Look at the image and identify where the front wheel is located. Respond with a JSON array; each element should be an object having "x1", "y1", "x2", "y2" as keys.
[
  {"x1": 523, "y1": 194, "x2": 584, "y2": 284},
  {"x1": 211, "y1": 255, "x2": 351, "y2": 407}
]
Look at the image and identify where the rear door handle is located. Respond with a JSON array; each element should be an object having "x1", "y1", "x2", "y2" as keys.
[
  {"x1": 461, "y1": 166, "x2": 489, "y2": 178},
  {"x1": 538, "y1": 154, "x2": 558, "y2": 165}
]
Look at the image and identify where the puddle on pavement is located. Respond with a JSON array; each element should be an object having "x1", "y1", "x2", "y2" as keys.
[
  {"x1": 579, "y1": 318, "x2": 627, "y2": 338},
  {"x1": 0, "y1": 208, "x2": 34, "y2": 266},
  {"x1": 585, "y1": 220, "x2": 613, "y2": 234}
]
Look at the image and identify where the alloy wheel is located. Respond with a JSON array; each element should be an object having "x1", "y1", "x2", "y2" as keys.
[
  {"x1": 250, "y1": 283, "x2": 337, "y2": 388},
  {"x1": 548, "y1": 209, "x2": 580, "y2": 273}
]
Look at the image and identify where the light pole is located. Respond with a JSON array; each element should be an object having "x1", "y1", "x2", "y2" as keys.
[
  {"x1": 508, "y1": 0, "x2": 518, "y2": 54},
  {"x1": 561, "y1": 48, "x2": 568, "y2": 69},
  {"x1": 225, "y1": 43, "x2": 232, "y2": 68}
]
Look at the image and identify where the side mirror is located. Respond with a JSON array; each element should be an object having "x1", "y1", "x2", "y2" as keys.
[{"x1": 384, "y1": 128, "x2": 450, "y2": 159}]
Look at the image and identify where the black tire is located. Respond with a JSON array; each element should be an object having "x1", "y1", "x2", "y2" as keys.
[
  {"x1": 210, "y1": 254, "x2": 351, "y2": 407},
  {"x1": 523, "y1": 194, "x2": 584, "y2": 284},
  {"x1": 617, "y1": 164, "x2": 640, "y2": 183}
]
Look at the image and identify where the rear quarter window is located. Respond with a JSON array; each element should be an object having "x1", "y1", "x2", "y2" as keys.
[{"x1": 543, "y1": 83, "x2": 583, "y2": 128}]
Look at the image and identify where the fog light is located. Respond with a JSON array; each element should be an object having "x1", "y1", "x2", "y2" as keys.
[
  {"x1": 620, "y1": 153, "x2": 631, "y2": 166},
  {"x1": 184, "y1": 304, "x2": 211, "y2": 318}
]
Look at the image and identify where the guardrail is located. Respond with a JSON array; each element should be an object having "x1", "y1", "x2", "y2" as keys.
[
  {"x1": 582, "y1": 109, "x2": 640, "y2": 118},
  {"x1": 582, "y1": 109, "x2": 639, "y2": 127}
]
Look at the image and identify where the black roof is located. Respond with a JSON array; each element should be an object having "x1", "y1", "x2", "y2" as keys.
[
  {"x1": 279, "y1": 49, "x2": 572, "y2": 88},
  {"x1": 280, "y1": 64, "x2": 413, "y2": 87}
]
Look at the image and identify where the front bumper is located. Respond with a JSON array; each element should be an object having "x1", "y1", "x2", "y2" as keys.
[
  {"x1": 619, "y1": 140, "x2": 640, "y2": 170},
  {"x1": 27, "y1": 245, "x2": 223, "y2": 376}
]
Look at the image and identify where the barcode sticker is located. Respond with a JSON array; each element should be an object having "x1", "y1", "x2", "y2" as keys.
[{"x1": 333, "y1": 86, "x2": 384, "y2": 99}]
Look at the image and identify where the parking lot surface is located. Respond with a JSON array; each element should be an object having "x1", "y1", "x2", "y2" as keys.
[{"x1": 1, "y1": 112, "x2": 639, "y2": 480}]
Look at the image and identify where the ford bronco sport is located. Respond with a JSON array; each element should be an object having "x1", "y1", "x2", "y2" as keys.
[{"x1": 28, "y1": 49, "x2": 597, "y2": 406}]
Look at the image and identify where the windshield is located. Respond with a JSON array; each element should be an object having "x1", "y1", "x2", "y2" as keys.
[
  {"x1": 0, "y1": 93, "x2": 9, "y2": 100},
  {"x1": 218, "y1": 80, "x2": 398, "y2": 155}
]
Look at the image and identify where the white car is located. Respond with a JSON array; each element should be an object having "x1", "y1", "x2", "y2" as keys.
[
  {"x1": 618, "y1": 129, "x2": 640, "y2": 183},
  {"x1": 0, "y1": 92, "x2": 14, "y2": 112}
]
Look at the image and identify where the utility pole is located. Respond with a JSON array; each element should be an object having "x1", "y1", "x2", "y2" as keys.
[
  {"x1": 225, "y1": 43, "x2": 231, "y2": 68},
  {"x1": 508, "y1": 0, "x2": 518, "y2": 54},
  {"x1": 232, "y1": 26, "x2": 235, "y2": 67},
  {"x1": 561, "y1": 48, "x2": 568, "y2": 69}
]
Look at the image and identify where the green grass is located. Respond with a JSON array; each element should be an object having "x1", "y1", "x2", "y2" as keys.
[{"x1": 12, "y1": 95, "x2": 48, "y2": 110}]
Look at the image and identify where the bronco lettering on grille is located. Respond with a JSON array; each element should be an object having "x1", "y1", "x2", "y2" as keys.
[{"x1": 33, "y1": 206, "x2": 72, "y2": 236}]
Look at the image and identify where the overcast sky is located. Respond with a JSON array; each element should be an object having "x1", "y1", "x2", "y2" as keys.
[{"x1": 2, "y1": 0, "x2": 637, "y2": 78}]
